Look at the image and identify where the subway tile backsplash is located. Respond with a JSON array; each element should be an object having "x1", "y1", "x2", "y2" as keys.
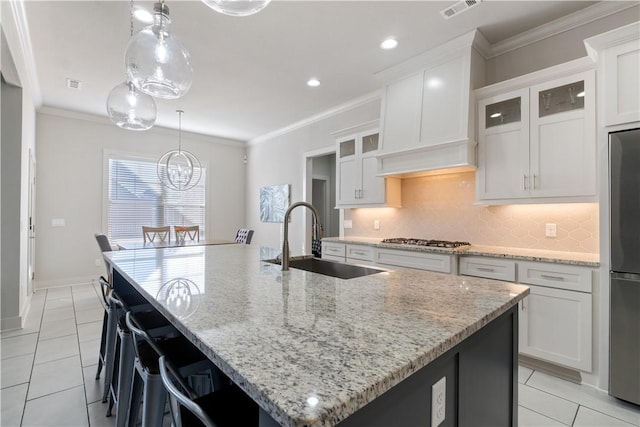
[{"x1": 345, "y1": 172, "x2": 598, "y2": 253}]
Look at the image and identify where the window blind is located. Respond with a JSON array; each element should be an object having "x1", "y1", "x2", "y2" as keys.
[{"x1": 107, "y1": 156, "x2": 206, "y2": 241}]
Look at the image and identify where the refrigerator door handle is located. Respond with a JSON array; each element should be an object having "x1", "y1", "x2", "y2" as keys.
[{"x1": 610, "y1": 271, "x2": 640, "y2": 281}]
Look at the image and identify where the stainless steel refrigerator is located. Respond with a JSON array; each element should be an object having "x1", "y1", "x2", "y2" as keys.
[{"x1": 609, "y1": 128, "x2": 640, "y2": 406}]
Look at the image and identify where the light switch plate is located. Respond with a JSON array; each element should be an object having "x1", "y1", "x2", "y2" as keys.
[{"x1": 51, "y1": 218, "x2": 66, "y2": 227}]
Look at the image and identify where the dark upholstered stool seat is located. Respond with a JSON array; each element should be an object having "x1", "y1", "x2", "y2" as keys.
[{"x1": 181, "y1": 385, "x2": 259, "y2": 427}]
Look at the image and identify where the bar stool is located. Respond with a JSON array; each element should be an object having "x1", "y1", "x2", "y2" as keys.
[
  {"x1": 100, "y1": 288, "x2": 151, "y2": 404},
  {"x1": 159, "y1": 356, "x2": 259, "y2": 427},
  {"x1": 125, "y1": 311, "x2": 216, "y2": 427},
  {"x1": 109, "y1": 308, "x2": 175, "y2": 425}
]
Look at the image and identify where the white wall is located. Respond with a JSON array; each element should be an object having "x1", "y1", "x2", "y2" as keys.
[
  {"x1": 245, "y1": 98, "x2": 380, "y2": 254},
  {"x1": 34, "y1": 110, "x2": 246, "y2": 289},
  {"x1": 486, "y1": 5, "x2": 640, "y2": 84}
]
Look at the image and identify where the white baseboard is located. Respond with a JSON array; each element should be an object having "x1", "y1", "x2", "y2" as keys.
[
  {"x1": 1, "y1": 314, "x2": 24, "y2": 332},
  {"x1": 34, "y1": 275, "x2": 97, "y2": 290}
]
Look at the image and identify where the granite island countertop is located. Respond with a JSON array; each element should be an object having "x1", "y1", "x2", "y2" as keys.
[
  {"x1": 105, "y1": 244, "x2": 529, "y2": 427},
  {"x1": 323, "y1": 237, "x2": 599, "y2": 267}
]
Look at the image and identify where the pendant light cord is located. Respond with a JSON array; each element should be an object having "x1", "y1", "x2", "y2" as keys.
[
  {"x1": 177, "y1": 109, "x2": 184, "y2": 153},
  {"x1": 129, "y1": 0, "x2": 134, "y2": 37}
]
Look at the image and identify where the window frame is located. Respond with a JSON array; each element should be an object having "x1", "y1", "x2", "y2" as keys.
[{"x1": 102, "y1": 149, "x2": 209, "y2": 243}]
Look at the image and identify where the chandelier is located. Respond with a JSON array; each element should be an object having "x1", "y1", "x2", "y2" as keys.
[
  {"x1": 157, "y1": 110, "x2": 202, "y2": 191},
  {"x1": 125, "y1": 1, "x2": 193, "y2": 99},
  {"x1": 106, "y1": 1, "x2": 157, "y2": 130}
]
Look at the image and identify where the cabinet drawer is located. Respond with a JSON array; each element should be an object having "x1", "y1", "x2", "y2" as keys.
[
  {"x1": 375, "y1": 249, "x2": 452, "y2": 273},
  {"x1": 459, "y1": 256, "x2": 516, "y2": 282},
  {"x1": 322, "y1": 242, "x2": 346, "y2": 260},
  {"x1": 346, "y1": 245, "x2": 375, "y2": 262},
  {"x1": 518, "y1": 261, "x2": 592, "y2": 293}
]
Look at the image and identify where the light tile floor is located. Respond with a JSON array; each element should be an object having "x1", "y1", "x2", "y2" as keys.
[{"x1": 1, "y1": 284, "x2": 639, "y2": 427}]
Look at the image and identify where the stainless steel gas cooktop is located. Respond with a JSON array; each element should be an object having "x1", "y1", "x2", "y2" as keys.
[{"x1": 380, "y1": 238, "x2": 471, "y2": 248}]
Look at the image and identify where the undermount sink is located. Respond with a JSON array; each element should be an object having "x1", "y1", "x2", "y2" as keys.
[{"x1": 263, "y1": 256, "x2": 387, "y2": 280}]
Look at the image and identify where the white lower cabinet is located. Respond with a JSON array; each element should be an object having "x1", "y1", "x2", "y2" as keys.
[
  {"x1": 459, "y1": 257, "x2": 593, "y2": 372},
  {"x1": 376, "y1": 249, "x2": 453, "y2": 274},
  {"x1": 346, "y1": 244, "x2": 375, "y2": 264},
  {"x1": 322, "y1": 242, "x2": 346, "y2": 262},
  {"x1": 519, "y1": 285, "x2": 592, "y2": 372},
  {"x1": 459, "y1": 256, "x2": 516, "y2": 282}
]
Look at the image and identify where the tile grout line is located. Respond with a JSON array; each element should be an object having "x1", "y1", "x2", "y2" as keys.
[
  {"x1": 71, "y1": 285, "x2": 93, "y2": 427},
  {"x1": 21, "y1": 288, "x2": 47, "y2": 427},
  {"x1": 525, "y1": 375, "x2": 640, "y2": 427}
]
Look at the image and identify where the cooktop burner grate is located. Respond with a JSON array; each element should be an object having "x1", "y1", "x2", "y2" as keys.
[{"x1": 381, "y1": 238, "x2": 471, "y2": 248}]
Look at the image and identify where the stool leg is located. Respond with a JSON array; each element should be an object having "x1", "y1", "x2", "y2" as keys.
[
  {"x1": 102, "y1": 306, "x2": 120, "y2": 402},
  {"x1": 95, "y1": 310, "x2": 108, "y2": 380},
  {"x1": 127, "y1": 370, "x2": 144, "y2": 427},
  {"x1": 115, "y1": 330, "x2": 135, "y2": 427},
  {"x1": 142, "y1": 374, "x2": 167, "y2": 427}
]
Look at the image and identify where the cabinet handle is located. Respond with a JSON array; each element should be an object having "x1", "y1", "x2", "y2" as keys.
[
  {"x1": 477, "y1": 267, "x2": 495, "y2": 272},
  {"x1": 523, "y1": 174, "x2": 528, "y2": 190},
  {"x1": 533, "y1": 174, "x2": 537, "y2": 189},
  {"x1": 541, "y1": 274, "x2": 564, "y2": 281},
  {"x1": 521, "y1": 299, "x2": 526, "y2": 311},
  {"x1": 352, "y1": 250, "x2": 366, "y2": 256},
  {"x1": 359, "y1": 189, "x2": 363, "y2": 199}
]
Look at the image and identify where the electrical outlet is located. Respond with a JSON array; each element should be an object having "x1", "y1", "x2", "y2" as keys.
[
  {"x1": 343, "y1": 220, "x2": 353, "y2": 229},
  {"x1": 95, "y1": 259, "x2": 102, "y2": 267},
  {"x1": 432, "y1": 376, "x2": 446, "y2": 427},
  {"x1": 374, "y1": 220, "x2": 380, "y2": 230},
  {"x1": 545, "y1": 223, "x2": 557, "y2": 237}
]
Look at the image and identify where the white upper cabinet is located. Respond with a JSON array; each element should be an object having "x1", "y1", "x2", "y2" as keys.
[
  {"x1": 377, "y1": 30, "x2": 487, "y2": 176},
  {"x1": 585, "y1": 22, "x2": 640, "y2": 126},
  {"x1": 336, "y1": 128, "x2": 401, "y2": 208},
  {"x1": 475, "y1": 59, "x2": 597, "y2": 204}
]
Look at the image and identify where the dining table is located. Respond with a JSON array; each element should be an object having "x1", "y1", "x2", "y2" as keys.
[{"x1": 117, "y1": 238, "x2": 236, "y2": 250}]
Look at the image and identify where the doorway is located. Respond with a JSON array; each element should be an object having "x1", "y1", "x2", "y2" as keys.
[{"x1": 311, "y1": 153, "x2": 338, "y2": 237}]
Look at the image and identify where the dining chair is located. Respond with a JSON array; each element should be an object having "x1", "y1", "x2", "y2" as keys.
[
  {"x1": 142, "y1": 226, "x2": 170, "y2": 244},
  {"x1": 175, "y1": 225, "x2": 200, "y2": 243},
  {"x1": 159, "y1": 356, "x2": 259, "y2": 427},
  {"x1": 234, "y1": 229, "x2": 254, "y2": 244}
]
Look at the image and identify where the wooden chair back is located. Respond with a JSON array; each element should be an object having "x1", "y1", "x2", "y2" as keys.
[
  {"x1": 142, "y1": 226, "x2": 171, "y2": 244},
  {"x1": 175, "y1": 225, "x2": 200, "y2": 243}
]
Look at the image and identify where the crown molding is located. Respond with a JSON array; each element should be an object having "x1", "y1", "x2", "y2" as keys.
[
  {"x1": 38, "y1": 106, "x2": 246, "y2": 148},
  {"x1": 474, "y1": 56, "x2": 596, "y2": 99},
  {"x1": 5, "y1": 0, "x2": 42, "y2": 106},
  {"x1": 584, "y1": 21, "x2": 640, "y2": 62},
  {"x1": 489, "y1": 1, "x2": 638, "y2": 58},
  {"x1": 247, "y1": 90, "x2": 381, "y2": 146}
]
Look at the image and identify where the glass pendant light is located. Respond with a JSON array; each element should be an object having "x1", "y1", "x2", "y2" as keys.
[
  {"x1": 106, "y1": 1, "x2": 157, "y2": 130},
  {"x1": 158, "y1": 110, "x2": 202, "y2": 191},
  {"x1": 125, "y1": 1, "x2": 193, "y2": 99},
  {"x1": 106, "y1": 81, "x2": 157, "y2": 130},
  {"x1": 201, "y1": 0, "x2": 271, "y2": 17}
]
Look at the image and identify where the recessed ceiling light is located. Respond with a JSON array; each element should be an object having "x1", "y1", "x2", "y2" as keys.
[
  {"x1": 577, "y1": 91, "x2": 585, "y2": 98},
  {"x1": 380, "y1": 38, "x2": 398, "y2": 50},
  {"x1": 133, "y1": 8, "x2": 153, "y2": 24},
  {"x1": 307, "y1": 78, "x2": 320, "y2": 87},
  {"x1": 490, "y1": 112, "x2": 502, "y2": 118}
]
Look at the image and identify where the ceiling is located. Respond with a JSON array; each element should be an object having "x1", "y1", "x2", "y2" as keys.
[{"x1": 19, "y1": 0, "x2": 618, "y2": 142}]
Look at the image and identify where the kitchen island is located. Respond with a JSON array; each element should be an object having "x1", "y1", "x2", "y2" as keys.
[{"x1": 104, "y1": 244, "x2": 529, "y2": 427}]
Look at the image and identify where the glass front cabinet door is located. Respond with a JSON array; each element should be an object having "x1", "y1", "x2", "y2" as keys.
[{"x1": 477, "y1": 69, "x2": 596, "y2": 203}]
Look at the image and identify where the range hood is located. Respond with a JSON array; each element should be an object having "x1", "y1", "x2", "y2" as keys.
[{"x1": 375, "y1": 29, "x2": 488, "y2": 177}]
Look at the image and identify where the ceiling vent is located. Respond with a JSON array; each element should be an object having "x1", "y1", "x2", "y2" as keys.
[
  {"x1": 440, "y1": 0, "x2": 482, "y2": 19},
  {"x1": 66, "y1": 78, "x2": 82, "y2": 90}
]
